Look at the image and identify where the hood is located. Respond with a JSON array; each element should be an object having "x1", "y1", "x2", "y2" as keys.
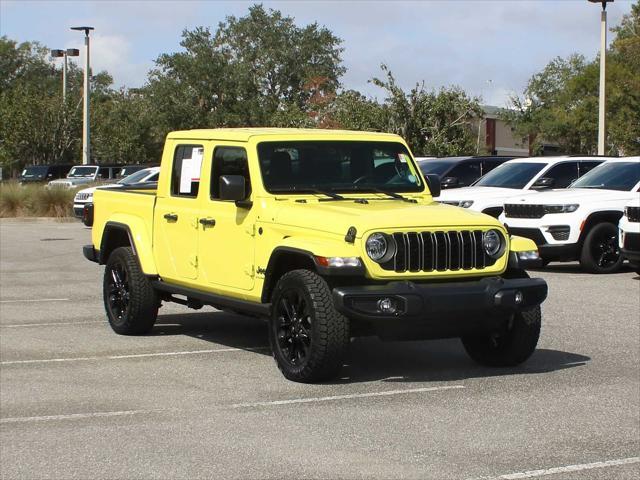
[
  {"x1": 437, "y1": 186, "x2": 528, "y2": 201},
  {"x1": 506, "y1": 188, "x2": 638, "y2": 205},
  {"x1": 269, "y1": 198, "x2": 500, "y2": 237}
]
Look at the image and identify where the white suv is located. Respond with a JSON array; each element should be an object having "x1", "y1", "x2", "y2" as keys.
[
  {"x1": 500, "y1": 158, "x2": 640, "y2": 273},
  {"x1": 436, "y1": 156, "x2": 609, "y2": 218},
  {"x1": 620, "y1": 198, "x2": 640, "y2": 274}
]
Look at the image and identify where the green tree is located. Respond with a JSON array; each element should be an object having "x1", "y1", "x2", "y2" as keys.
[
  {"x1": 145, "y1": 4, "x2": 345, "y2": 131},
  {"x1": 370, "y1": 65, "x2": 482, "y2": 156}
]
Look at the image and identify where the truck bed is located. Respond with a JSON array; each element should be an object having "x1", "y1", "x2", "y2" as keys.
[{"x1": 91, "y1": 187, "x2": 157, "y2": 256}]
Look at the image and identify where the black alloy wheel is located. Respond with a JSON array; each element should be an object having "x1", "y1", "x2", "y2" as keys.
[
  {"x1": 580, "y1": 222, "x2": 623, "y2": 274},
  {"x1": 274, "y1": 288, "x2": 313, "y2": 367},
  {"x1": 106, "y1": 262, "x2": 130, "y2": 325}
]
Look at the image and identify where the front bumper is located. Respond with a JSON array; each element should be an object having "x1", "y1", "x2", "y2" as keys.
[
  {"x1": 621, "y1": 232, "x2": 640, "y2": 264},
  {"x1": 333, "y1": 276, "x2": 547, "y2": 340}
]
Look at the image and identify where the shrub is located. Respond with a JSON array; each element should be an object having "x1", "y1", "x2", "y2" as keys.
[
  {"x1": 33, "y1": 186, "x2": 76, "y2": 217},
  {"x1": 0, "y1": 182, "x2": 31, "y2": 217}
]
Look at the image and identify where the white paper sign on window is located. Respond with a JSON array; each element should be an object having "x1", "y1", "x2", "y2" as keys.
[{"x1": 179, "y1": 147, "x2": 204, "y2": 194}]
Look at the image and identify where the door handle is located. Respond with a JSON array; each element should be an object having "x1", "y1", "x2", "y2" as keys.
[
  {"x1": 163, "y1": 213, "x2": 178, "y2": 222},
  {"x1": 199, "y1": 218, "x2": 216, "y2": 228}
]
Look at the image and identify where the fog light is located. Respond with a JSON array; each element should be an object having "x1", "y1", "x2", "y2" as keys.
[
  {"x1": 377, "y1": 297, "x2": 398, "y2": 314},
  {"x1": 515, "y1": 291, "x2": 523, "y2": 305}
]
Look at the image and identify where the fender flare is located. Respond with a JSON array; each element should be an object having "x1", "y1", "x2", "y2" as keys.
[{"x1": 100, "y1": 218, "x2": 158, "y2": 275}]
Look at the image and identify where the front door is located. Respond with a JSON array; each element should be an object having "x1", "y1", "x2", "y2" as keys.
[
  {"x1": 153, "y1": 143, "x2": 205, "y2": 281},
  {"x1": 198, "y1": 145, "x2": 255, "y2": 291}
]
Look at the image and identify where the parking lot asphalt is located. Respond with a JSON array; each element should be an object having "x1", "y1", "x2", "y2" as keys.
[{"x1": 0, "y1": 219, "x2": 638, "y2": 480}]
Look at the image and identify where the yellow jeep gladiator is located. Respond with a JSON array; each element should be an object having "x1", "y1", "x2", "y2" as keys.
[{"x1": 83, "y1": 128, "x2": 548, "y2": 383}]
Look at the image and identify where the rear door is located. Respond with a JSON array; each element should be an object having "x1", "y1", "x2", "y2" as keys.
[{"x1": 153, "y1": 143, "x2": 205, "y2": 281}]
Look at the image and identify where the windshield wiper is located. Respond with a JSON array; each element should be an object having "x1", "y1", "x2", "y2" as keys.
[{"x1": 352, "y1": 186, "x2": 417, "y2": 203}]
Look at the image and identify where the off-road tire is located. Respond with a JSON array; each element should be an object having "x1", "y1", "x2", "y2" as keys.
[
  {"x1": 461, "y1": 306, "x2": 541, "y2": 367},
  {"x1": 269, "y1": 269, "x2": 349, "y2": 383},
  {"x1": 103, "y1": 246, "x2": 158, "y2": 335},
  {"x1": 580, "y1": 222, "x2": 623, "y2": 274}
]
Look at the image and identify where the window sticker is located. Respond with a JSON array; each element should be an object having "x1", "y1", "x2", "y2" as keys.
[
  {"x1": 398, "y1": 153, "x2": 409, "y2": 163},
  {"x1": 179, "y1": 148, "x2": 204, "y2": 194}
]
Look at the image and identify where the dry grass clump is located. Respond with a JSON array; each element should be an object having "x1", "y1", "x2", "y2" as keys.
[{"x1": 0, "y1": 182, "x2": 75, "y2": 218}]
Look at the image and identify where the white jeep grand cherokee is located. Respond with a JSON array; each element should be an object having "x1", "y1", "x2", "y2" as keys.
[{"x1": 499, "y1": 157, "x2": 640, "y2": 274}]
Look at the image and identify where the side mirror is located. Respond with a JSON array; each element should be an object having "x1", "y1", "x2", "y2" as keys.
[
  {"x1": 532, "y1": 177, "x2": 555, "y2": 189},
  {"x1": 424, "y1": 174, "x2": 441, "y2": 198},
  {"x1": 219, "y1": 175, "x2": 250, "y2": 206},
  {"x1": 441, "y1": 176, "x2": 459, "y2": 189}
]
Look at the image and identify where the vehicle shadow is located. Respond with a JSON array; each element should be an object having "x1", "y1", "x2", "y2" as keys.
[
  {"x1": 530, "y1": 263, "x2": 636, "y2": 275},
  {"x1": 152, "y1": 310, "x2": 590, "y2": 384}
]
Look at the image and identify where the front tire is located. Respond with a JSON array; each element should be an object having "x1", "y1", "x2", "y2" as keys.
[
  {"x1": 103, "y1": 246, "x2": 159, "y2": 335},
  {"x1": 579, "y1": 222, "x2": 623, "y2": 274},
  {"x1": 461, "y1": 306, "x2": 541, "y2": 367},
  {"x1": 269, "y1": 269, "x2": 349, "y2": 383}
]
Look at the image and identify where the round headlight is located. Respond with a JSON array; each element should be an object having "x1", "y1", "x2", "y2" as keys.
[
  {"x1": 366, "y1": 233, "x2": 390, "y2": 262},
  {"x1": 482, "y1": 229, "x2": 504, "y2": 258}
]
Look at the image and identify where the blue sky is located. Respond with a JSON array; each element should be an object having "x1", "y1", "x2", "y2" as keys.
[{"x1": 0, "y1": 0, "x2": 633, "y2": 106}]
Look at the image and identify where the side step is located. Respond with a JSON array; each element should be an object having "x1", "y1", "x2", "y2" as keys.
[{"x1": 151, "y1": 280, "x2": 271, "y2": 318}]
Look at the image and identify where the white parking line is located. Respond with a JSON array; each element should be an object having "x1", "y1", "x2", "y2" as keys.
[
  {"x1": 468, "y1": 456, "x2": 640, "y2": 480},
  {"x1": 230, "y1": 385, "x2": 465, "y2": 408},
  {"x1": 0, "y1": 298, "x2": 70, "y2": 304},
  {"x1": 0, "y1": 408, "x2": 169, "y2": 424},
  {"x1": 1, "y1": 346, "x2": 270, "y2": 365},
  {"x1": 1, "y1": 321, "x2": 105, "y2": 328}
]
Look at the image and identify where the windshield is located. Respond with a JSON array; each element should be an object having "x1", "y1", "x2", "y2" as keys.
[
  {"x1": 119, "y1": 166, "x2": 141, "y2": 177},
  {"x1": 257, "y1": 141, "x2": 423, "y2": 194},
  {"x1": 571, "y1": 162, "x2": 640, "y2": 191},
  {"x1": 21, "y1": 166, "x2": 48, "y2": 177},
  {"x1": 118, "y1": 169, "x2": 153, "y2": 185},
  {"x1": 418, "y1": 161, "x2": 453, "y2": 176},
  {"x1": 68, "y1": 166, "x2": 98, "y2": 178},
  {"x1": 474, "y1": 162, "x2": 546, "y2": 189}
]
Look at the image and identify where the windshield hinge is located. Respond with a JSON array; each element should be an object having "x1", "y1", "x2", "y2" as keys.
[
  {"x1": 189, "y1": 255, "x2": 198, "y2": 268},
  {"x1": 345, "y1": 226, "x2": 357, "y2": 243}
]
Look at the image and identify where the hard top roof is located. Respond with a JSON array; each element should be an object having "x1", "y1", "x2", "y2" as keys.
[
  {"x1": 416, "y1": 155, "x2": 516, "y2": 163},
  {"x1": 167, "y1": 128, "x2": 400, "y2": 142}
]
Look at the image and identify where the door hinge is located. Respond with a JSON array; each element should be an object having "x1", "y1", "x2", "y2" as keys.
[
  {"x1": 244, "y1": 264, "x2": 255, "y2": 278},
  {"x1": 191, "y1": 217, "x2": 200, "y2": 229},
  {"x1": 245, "y1": 223, "x2": 256, "y2": 236},
  {"x1": 190, "y1": 255, "x2": 198, "y2": 268}
]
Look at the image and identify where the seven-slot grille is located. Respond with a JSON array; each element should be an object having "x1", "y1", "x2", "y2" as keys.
[
  {"x1": 625, "y1": 207, "x2": 640, "y2": 223},
  {"x1": 504, "y1": 204, "x2": 545, "y2": 219},
  {"x1": 379, "y1": 231, "x2": 499, "y2": 273},
  {"x1": 75, "y1": 192, "x2": 92, "y2": 201}
]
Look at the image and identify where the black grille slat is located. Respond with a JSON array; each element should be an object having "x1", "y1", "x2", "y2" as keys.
[
  {"x1": 393, "y1": 232, "x2": 406, "y2": 272},
  {"x1": 434, "y1": 232, "x2": 447, "y2": 271},
  {"x1": 461, "y1": 231, "x2": 474, "y2": 269},
  {"x1": 407, "y1": 232, "x2": 421, "y2": 272},
  {"x1": 448, "y1": 231, "x2": 461, "y2": 270},
  {"x1": 504, "y1": 204, "x2": 545, "y2": 219},
  {"x1": 422, "y1": 232, "x2": 434, "y2": 271}
]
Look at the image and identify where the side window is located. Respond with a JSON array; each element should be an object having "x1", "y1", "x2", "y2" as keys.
[
  {"x1": 544, "y1": 162, "x2": 579, "y2": 188},
  {"x1": 482, "y1": 160, "x2": 502, "y2": 175},
  {"x1": 147, "y1": 173, "x2": 159, "y2": 182},
  {"x1": 171, "y1": 144, "x2": 204, "y2": 197},
  {"x1": 210, "y1": 146, "x2": 250, "y2": 199},
  {"x1": 579, "y1": 161, "x2": 602, "y2": 176},
  {"x1": 447, "y1": 161, "x2": 482, "y2": 186},
  {"x1": 98, "y1": 167, "x2": 110, "y2": 179}
]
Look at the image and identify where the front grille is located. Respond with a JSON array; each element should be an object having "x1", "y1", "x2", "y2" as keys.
[
  {"x1": 504, "y1": 204, "x2": 545, "y2": 219},
  {"x1": 380, "y1": 231, "x2": 498, "y2": 272},
  {"x1": 624, "y1": 232, "x2": 640, "y2": 251},
  {"x1": 626, "y1": 207, "x2": 640, "y2": 223},
  {"x1": 548, "y1": 225, "x2": 570, "y2": 241},
  {"x1": 75, "y1": 193, "x2": 92, "y2": 201}
]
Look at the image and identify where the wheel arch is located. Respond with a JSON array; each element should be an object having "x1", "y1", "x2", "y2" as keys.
[
  {"x1": 261, "y1": 247, "x2": 318, "y2": 303},
  {"x1": 578, "y1": 210, "x2": 624, "y2": 244},
  {"x1": 100, "y1": 220, "x2": 158, "y2": 275}
]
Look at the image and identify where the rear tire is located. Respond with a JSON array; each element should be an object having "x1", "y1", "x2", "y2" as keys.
[
  {"x1": 580, "y1": 222, "x2": 623, "y2": 274},
  {"x1": 461, "y1": 306, "x2": 541, "y2": 367},
  {"x1": 269, "y1": 269, "x2": 349, "y2": 383},
  {"x1": 103, "y1": 246, "x2": 158, "y2": 335}
]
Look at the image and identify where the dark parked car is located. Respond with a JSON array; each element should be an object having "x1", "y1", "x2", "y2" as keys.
[
  {"x1": 416, "y1": 156, "x2": 517, "y2": 189},
  {"x1": 19, "y1": 164, "x2": 73, "y2": 183}
]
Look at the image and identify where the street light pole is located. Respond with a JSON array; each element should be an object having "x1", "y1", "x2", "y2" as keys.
[
  {"x1": 71, "y1": 26, "x2": 94, "y2": 165},
  {"x1": 588, "y1": 0, "x2": 614, "y2": 155}
]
